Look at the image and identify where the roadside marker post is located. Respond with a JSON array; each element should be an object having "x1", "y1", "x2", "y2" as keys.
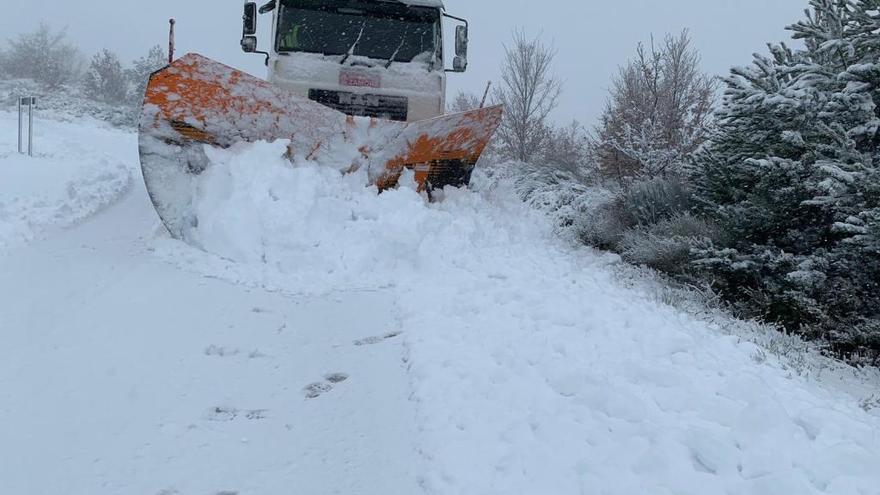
[{"x1": 18, "y1": 97, "x2": 36, "y2": 157}]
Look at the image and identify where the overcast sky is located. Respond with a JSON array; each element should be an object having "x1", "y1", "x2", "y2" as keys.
[{"x1": 1, "y1": 0, "x2": 807, "y2": 125}]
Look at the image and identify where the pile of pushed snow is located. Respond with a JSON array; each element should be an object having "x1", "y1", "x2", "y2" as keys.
[
  {"x1": 157, "y1": 140, "x2": 536, "y2": 294},
  {"x1": 0, "y1": 111, "x2": 133, "y2": 253},
  {"x1": 156, "y1": 141, "x2": 880, "y2": 494}
]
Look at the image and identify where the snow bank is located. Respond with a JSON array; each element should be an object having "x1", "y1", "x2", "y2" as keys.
[
  {"x1": 155, "y1": 141, "x2": 880, "y2": 494},
  {"x1": 0, "y1": 111, "x2": 134, "y2": 253}
]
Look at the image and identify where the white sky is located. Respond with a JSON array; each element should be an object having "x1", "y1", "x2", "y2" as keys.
[{"x1": 0, "y1": 0, "x2": 807, "y2": 125}]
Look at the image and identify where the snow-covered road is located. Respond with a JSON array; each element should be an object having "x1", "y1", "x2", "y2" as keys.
[
  {"x1": 2, "y1": 115, "x2": 880, "y2": 494},
  {"x1": 0, "y1": 117, "x2": 420, "y2": 494},
  {"x1": 0, "y1": 113, "x2": 131, "y2": 253}
]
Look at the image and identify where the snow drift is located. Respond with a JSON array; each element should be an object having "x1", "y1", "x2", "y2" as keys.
[
  {"x1": 161, "y1": 140, "x2": 533, "y2": 293},
  {"x1": 0, "y1": 112, "x2": 133, "y2": 253},
  {"x1": 154, "y1": 140, "x2": 880, "y2": 495}
]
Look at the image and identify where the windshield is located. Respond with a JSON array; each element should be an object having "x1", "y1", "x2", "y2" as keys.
[{"x1": 277, "y1": 0, "x2": 440, "y2": 64}]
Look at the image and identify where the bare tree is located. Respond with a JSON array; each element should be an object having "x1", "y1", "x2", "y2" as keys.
[
  {"x1": 543, "y1": 120, "x2": 591, "y2": 178},
  {"x1": 83, "y1": 49, "x2": 128, "y2": 104},
  {"x1": 593, "y1": 30, "x2": 717, "y2": 182},
  {"x1": 448, "y1": 90, "x2": 482, "y2": 113},
  {"x1": 494, "y1": 30, "x2": 563, "y2": 163},
  {"x1": 0, "y1": 23, "x2": 82, "y2": 87}
]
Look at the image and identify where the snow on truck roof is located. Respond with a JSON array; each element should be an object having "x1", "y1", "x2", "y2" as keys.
[{"x1": 394, "y1": 0, "x2": 445, "y2": 8}]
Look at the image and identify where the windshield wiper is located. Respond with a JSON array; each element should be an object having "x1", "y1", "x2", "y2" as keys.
[
  {"x1": 339, "y1": 21, "x2": 367, "y2": 65},
  {"x1": 383, "y1": 30, "x2": 408, "y2": 68}
]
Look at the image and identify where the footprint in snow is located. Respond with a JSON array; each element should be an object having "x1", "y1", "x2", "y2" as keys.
[
  {"x1": 325, "y1": 372, "x2": 349, "y2": 384},
  {"x1": 205, "y1": 406, "x2": 268, "y2": 422},
  {"x1": 303, "y1": 382, "x2": 333, "y2": 399},
  {"x1": 204, "y1": 345, "x2": 240, "y2": 357},
  {"x1": 354, "y1": 331, "x2": 402, "y2": 346},
  {"x1": 303, "y1": 373, "x2": 350, "y2": 399},
  {"x1": 204, "y1": 345, "x2": 267, "y2": 359}
]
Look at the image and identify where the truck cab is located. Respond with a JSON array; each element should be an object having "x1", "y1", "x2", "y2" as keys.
[{"x1": 241, "y1": 0, "x2": 469, "y2": 123}]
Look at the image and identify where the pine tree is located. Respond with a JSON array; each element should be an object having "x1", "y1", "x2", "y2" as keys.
[
  {"x1": 690, "y1": 0, "x2": 880, "y2": 358},
  {"x1": 448, "y1": 91, "x2": 481, "y2": 113},
  {"x1": 126, "y1": 45, "x2": 167, "y2": 104}
]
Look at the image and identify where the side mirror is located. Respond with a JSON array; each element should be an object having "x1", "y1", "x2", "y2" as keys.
[
  {"x1": 453, "y1": 56, "x2": 467, "y2": 72},
  {"x1": 243, "y1": 2, "x2": 258, "y2": 36},
  {"x1": 455, "y1": 25, "x2": 468, "y2": 58},
  {"x1": 241, "y1": 35, "x2": 258, "y2": 53}
]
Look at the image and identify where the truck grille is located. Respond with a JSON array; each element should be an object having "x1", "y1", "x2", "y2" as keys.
[{"x1": 308, "y1": 89, "x2": 409, "y2": 122}]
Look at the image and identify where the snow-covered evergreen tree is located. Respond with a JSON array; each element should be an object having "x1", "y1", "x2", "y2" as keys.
[
  {"x1": 0, "y1": 24, "x2": 81, "y2": 87},
  {"x1": 691, "y1": 0, "x2": 880, "y2": 357},
  {"x1": 83, "y1": 49, "x2": 128, "y2": 104},
  {"x1": 126, "y1": 45, "x2": 167, "y2": 104},
  {"x1": 448, "y1": 90, "x2": 481, "y2": 113}
]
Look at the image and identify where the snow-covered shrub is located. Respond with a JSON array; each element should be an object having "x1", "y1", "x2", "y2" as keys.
[
  {"x1": 578, "y1": 198, "x2": 630, "y2": 250},
  {"x1": 542, "y1": 120, "x2": 591, "y2": 178},
  {"x1": 486, "y1": 161, "x2": 603, "y2": 242},
  {"x1": 620, "y1": 231, "x2": 692, "y2": 274},
  {"x1": 620, "y1": 213, "x2": 718, "y2": 274},
  {"x1": 83, "y1": 49, "x2": 128, "y2": 104},
  {"x1": 620, "y1": 177, "x2": 691, "y2": 226},
  {"x1": 0, "y1": 79, "x2": 138, "y2": 128},
  {"x1": 578, "y1": 176, "x2": 693, "y2": 251},
  {"x1": 0, "y1": 24, "x2": 82, "y2": 87}
]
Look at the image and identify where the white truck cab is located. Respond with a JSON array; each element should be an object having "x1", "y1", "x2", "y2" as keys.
[{"x1": 240, "y1": 0, "x2": 470, "y2": 123}]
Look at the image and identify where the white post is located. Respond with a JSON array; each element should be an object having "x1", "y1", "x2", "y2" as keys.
[
  {"x1": 17, "y1": 97, "x2": 35, "y2": 156},
  {"x1": 17, "y1": 98, "x2": 23, "y2": 154},
  {"x1": 28, "y1": 100, "x2": 34, "y2": 157}
]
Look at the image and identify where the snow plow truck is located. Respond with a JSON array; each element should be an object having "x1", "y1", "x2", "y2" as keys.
[{"x1": 138, "y1": 0, "x2": 503, "y2": 239}]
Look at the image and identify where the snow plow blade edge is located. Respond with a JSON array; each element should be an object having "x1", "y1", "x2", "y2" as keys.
[{"x1": 138, "y1": 53, "x2": 502, "y2": 239}]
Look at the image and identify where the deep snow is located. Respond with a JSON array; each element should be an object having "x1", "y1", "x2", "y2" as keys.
[
  {"x1": 1, "y1": 117, "x2": 880, "y2": 494},
  {"x1": 0, "y1": 121, "x2": 421, "y2": 495},
  {"x1": 0, "y1": 111, "x2": 131, "y2": 253},
  {"x1": 158, "y1": 141, "x2": 880, "y2": 494}
]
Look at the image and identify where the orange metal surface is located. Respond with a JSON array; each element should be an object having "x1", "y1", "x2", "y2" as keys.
[
  {"x1": 142, "y1": 54, "x2": 347, "y2": 149},
  {"x1": 377, "y1": 106, "x2": 504, "y2": 190},
  {"x1": 138, "y1": 54, "x2": 503, "y2": 237}
]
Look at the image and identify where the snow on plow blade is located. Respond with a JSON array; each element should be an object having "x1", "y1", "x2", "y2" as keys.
[{"x1": 138, "y1": 53, "x2": 503, "y2": 239}]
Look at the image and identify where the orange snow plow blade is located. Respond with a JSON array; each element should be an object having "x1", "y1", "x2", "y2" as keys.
[{"x1": 138, "y1": 53, "x2": 502, "y2": 239}]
